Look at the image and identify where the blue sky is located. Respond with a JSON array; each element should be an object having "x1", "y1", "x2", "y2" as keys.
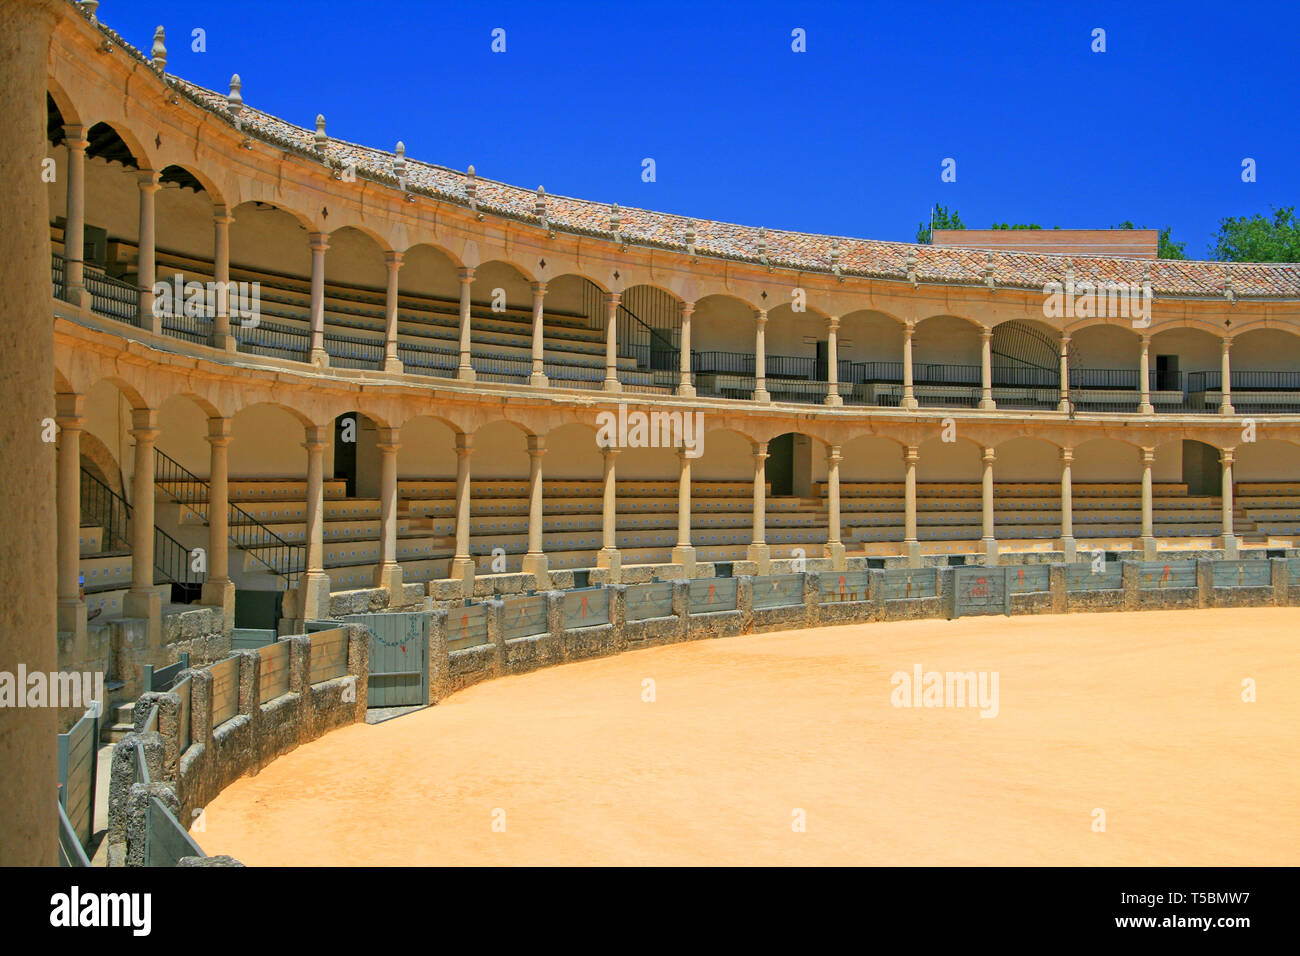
[{"x1": 103, "y1": 0, "x2": 1298, "y2": 257}]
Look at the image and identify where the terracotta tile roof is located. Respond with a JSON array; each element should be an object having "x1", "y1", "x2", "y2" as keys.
[{"x1": 81, "y1": 8, "x2": 1300, "y2": 300}]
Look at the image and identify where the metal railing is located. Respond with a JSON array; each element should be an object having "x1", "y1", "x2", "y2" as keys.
[
  {"x1": 83, "y1": 264, "x2": 140, "y2": 323},
  {"x1": 154, "y1": 449, "x2": 304, "y2": 586},
  {"x1": 235, "y1": 320, "x2": 310, "y2": 362},
  {"x1": 81, "y1": 468, "x2": 132, "y2": 552},
  {"x1": 1188, "y1": 370, "x2": 1300, "y2": 392},
  {"x1": 397, "y1": 340, "x2": 458, "y2": 378},
  {"x1": 51, "y1": 251, "x2": 69, "y2": 302},
  {"x1": 323, "y1": 328, "x2": 384, "y2": 369}
]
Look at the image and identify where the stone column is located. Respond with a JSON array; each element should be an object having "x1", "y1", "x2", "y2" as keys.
[
  {"x1": 1058, "y1": 335, "x2": 1071, "y2": 412},
  {"x1": 753, "y1": 309, "x2": 770, "y2": 403},
  {"x1": 200, "y1": 416, "x2": 235, "y2": 627},
  {"x1": 904, "y1": 444, "x2": 921, "y2": 566},
  {"x1": 383, "y1": 251, "x2": 403, "y2": 373},
  {"x1": 62, "y1": 124, "x2": 89, "y2": 307},
  {"x1": 596, "y1": 446, "x2": 621, "y2": 577},
  {"x1": 826, "y1": 444, "x2": 845, "y2": 569},
  {"x1": 604, "y1": 292, "x2": 621, "y2": 392},
  {"x1": 1, "y1": 0, "x2": 61, "y2": 864},
  {"x1": 308, "y1": 232, "x2": 329, "y2": 367},
  {"x1": 1220, "y1": 338, "x2": 1234, "y2": 415},
  {"x1": 824, "y1": 316, "x2": 843, "y2": 406},
  {"x1": 521, "y1": 436, "x2": 548, "y2": 582},
  {"x1": 529, "y1": 281, "x2": 548, "y2": 387},
  {"x1": 123, "y1": 408, "x2": 162, "y2": 634},
  {"x1": 211, "y1": 205, "x2": 236, "y2": 351},
  {"x1": 1059, "y1": 446, "x2": 1076, "y2": 561},
  {"x1": 450, "y1": 433, "x2": 475, "y2": 588},
  {"x1": 136, "y1": 170, "x2": 161, "y2": 332},
  {"x1": 671, "y1": 449, "x2": 696, "y2": 574},
  {"x1": 746, "y1": 441, "x2": 770, "y2": 572},
  {"x1": 457, "y1": 267, "x2": 476, "y2": 381},
  {"x1": 56, "y1": 393, "x2": 86, "y2": 637},
  {"x1": 1220, "y1": 449, "x2": 1238, "y2": 558},
  {"x1": 1138, "y1": 334, "x2": 1153, "y2": 414},
  {"x1": 300, "y1": 424, "x2": 331, "y2": 619},
  {"x1": 374, "y1": 427, "x2": 402, "y2": 594},
  {"x1": 678, "y1": 301, "x2": 695, "y2": 397},
  {"x1": 901, "y1": 324, "x2": 919, "y2": 410},
  {"x1": 1140, "y1": 447, "x2": 1156, "y2": 560},
  {"x1": 979, "y1": 328, "x2": 996, "y2": 410},
  {"x1": 981, "y1": 447, "x2": 998, "y2": 563}
]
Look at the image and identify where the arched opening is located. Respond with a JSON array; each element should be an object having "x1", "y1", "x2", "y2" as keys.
[
  {"x1": 1068, "y1": 324, "x2": 1141, "y2": 411},
  {"x1": 621, "y1": 284, "x2": 681, "y2": 375},
  {"x1": 322, "y1": 227, "x2": 388, "y2": 369},
  {"x1": 471, "y1": 261, "x2": 536, "y2": 382},
  {"x1": 333, "y1": 412, "x2": 382, "y2": 498},
  {"x1": 691, "y1": 294, "x2": 758, "y2": 399},
  {"x1": 913, "y1": 315, "x2": 982, "y2": 407},
  {"x1": 838, "y1": 310, "x2": 904, "y2": 405},
  {"x1": 228, "y1": 202, "x2": 313, "y2": 361},
  {"x1": 1149, "y1": 326, "x2": 1222, "y2": 408},
  {"x1": 1221, "y1": 329, "x2": 1300, "y2": 413},
  {"x1": 991, "y1": 318, "x2": 1063, "y2": 408}
]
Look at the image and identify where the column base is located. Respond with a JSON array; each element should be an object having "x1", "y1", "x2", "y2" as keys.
[
  {"x1": 603, "y1": 377, "x2": 622, "y2": 393},
  {"x1": 745, "y1": 542, "x2": 771, "y2": 574},
  {"x1": 901, "y1": 395, "x2": 919, "y2": 411},
  {"x1": 1138, "y1": 403, "x2": 1154, "y2": 415},
  {"x1": 200, "y1": 577, "x2": 236, "y2": 633},
  {"x1": 1219, "y1": 403, "x2": 1235, "y2": 416},
  {"x1": 1221, "y1": 534, "x2": 1239, "y2": 559},
  {"x1": 1058, "y1": 398, "x2": 1071, "y2": 413},
  {"x1": 827, "y1": 540, "x2": 847, "y2": 570},
  {"x1": 596, "y1": 547, "x2": 621, "y2": 583},
  {"x1": 211, "y1": 332, "x2": 238, "y2": 352},
  {"x1": 753, "y1": 388, "x2": 771, "y2": 404},
  {"x1": 670, "y1": 545, "x2": 696, "y2": 577},
  {"x1": 1059, "y1": 536, "x2": 1077, "y2": 562},
  {"x1": 458, "y1": 365, "x2": 476, "y2": 383},
  {"x1": 310, "y1": 348, "x2": 330, "y2": 368},
  {"x1": 57, "y1": 598, "x2": 87, "y2": 643},
  {"x1": 384, "y1": 357, "x2": 404, "y2": 374},
  {"x1": 905, "y1": 539, "x2": 922, "y2": 568},
  {"x1": 293, "y1": 571, "x2": 332, "y2": 622},
  {"x1": 374, "y1": 562, "x2": 403, "y2": 597},
  {"x1": 123, "y1": 588, "x2": 162, "y2": 643},
  {"x1": 982, "y1": 537, "x2": 999, "y2": 565},
  {"x1": 529, "y1": 372, "x2": 549, "y2": 388},
  {"x1": 520, "y1": 552, "x2": 549, "y2": 586},
  {"x1": 66, "y1": 285, "x2": 90, "y2": 309},
  {"x1": 1141, "y1": 536, "x2": 1158, "y2": 561},
  {"x1": 677, "y1": 383, "x2": 696, "y2": 398},
  {"x1": 978, "y1": 398, "x2": 997, "y2": 410}
]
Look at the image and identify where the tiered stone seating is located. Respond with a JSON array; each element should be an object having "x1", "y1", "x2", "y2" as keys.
[
  {"x1": 1236, "y1": 482, "x2": 1300, "y2": 542},
  {"x1": 77, "y1": 523, "x2": 169, "y2": 619},
  {"x1": 146, "y1": 249, "x2": 658, "y2": 385},
  {"x1": 825, "y1": 481, "x2": 1228, "y2": 552}
]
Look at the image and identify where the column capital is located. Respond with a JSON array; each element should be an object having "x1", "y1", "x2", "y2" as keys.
[
  {"x1": 1221, "y1": 336, "x2": 1233, "y2": 351},
  {"x1": 457, "y1": 267, "x2": 475, "y2": 283},
  {"x1": 455, "y1": 432, "x2": 473, "y2": 456},
  {"x1": 376, "y1": 426, "x2": 402, "y2": 450},
  {"x1": 601, "y1": 444, "x2": 622, "y2": 459},
  {"x1": 55, "y1": 392, "x2": 85, "y2": 424},
  {"x1": 1219, "y1": 449, "x2": 1235, "y2": 465},
  {"x1": 137, "y1": 169, "x2": 161, "y2": 191},
  {"x1": 982, "y1": 448, "x2": 996, "y2": 464},
  {"x1": 752, "y1": 440, "x2": 769, "y2": 459},
  {"x1": 980, "y1": 327, "x2": 993, "y2": 341},
  {"x1": 384, "y1": 250, "x2": 404, "y2": 269},
  {"x1": 904, "y1": 444, "x2": 920, "y2": 463},
  {"x1": 63, "y1": 124, "x2": 89, "y2": 150},
  {"x1": 527, "y1": 435, "x2": 546, "y2": 456},
  {"x1": 206, "y1": 415, "x2": 233, "y2": 445},
  {"x1": 1139, "y1": 332, "x2": 1152, "y2": 346},
  {"x1": 754, "y1": 309, "x2": 768, "y2": 325},
  {"x1": 129, "y1": 407, "x2": 158, "y2": 436},
  {"x1": 308, "y1": 232, "x2": 330, "y2": 253},
  {"x1": 1059, "y1": 334, "x2": 1071, "y2": 348},
  {"x1": 531, "y1": 280, "x2": 548, "y2": 297},
  {"x1": 304, "y1": 423, "x2": 330, "y2": 448},
  {"x1": 212, "y1": 204, "x2": 234, "y2": 226},
  {"x1": 827, "y1": 315, "x2": 840, "y2": 332},
  {"x1": 1059, "y1": 446, "x2": 1074, "y2": 463},
  {"x1": 903, "y1": 322, "x2": 915, "y2": 337},
  {"x1": 827, "y1": 444, "x2": 843, "y2": 465},
  {"x1": 681, "y1": 300, "x2": 695, "y2": 317},
  {"x1": 604, "y1": 291, "x2": 622, "y2": 307},
  {"x1": 1140, "y1": 447, "x2": 1155, "y2": 464}
]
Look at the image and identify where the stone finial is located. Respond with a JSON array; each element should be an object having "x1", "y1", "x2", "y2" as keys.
[
  {"x1": 905, "y1": 249, "x2": 918, "y2": 285},
  {"x1": 314, "y1": 114, "x2": 327, "y2": 151},
  {"x1": 609, "y1": 203, "x2": 621, "y2": 232},
  {"x1": 466, "y1": 165, "x2": 477, "y2": 198},
  {"x1": 393, "y1": 141, "x2": 406, "y2": 180},
  {"x1": 82, "y1": 0, "x2": 99, "y2": 23},
  {"x1": 151, "y1": 26, "x2": 167, "y2": 72},
  {"x1": 534, "y1": 185, "x2": 546, "y2": 217},
  {"x1": 227, "y1": 74, "x2": 243, "y2": 115},
  {"x1": 1224, "y1": 264, "x2": 1235, "y2": 303},
  {"x1": 984, "y1": 251, "x2": 995, "y2": 289},
  {"x1": 829, "y1": 239, "x2": 841, "y2": 277},
  {"x1": 1064, "y1": 258, "x2": 1075, "y2": 290}
]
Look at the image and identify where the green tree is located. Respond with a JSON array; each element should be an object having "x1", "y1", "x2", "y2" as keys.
[
  {"x1": 1113, "y1": 220, "x2": 1187, "y2": 260},
  {"x1": 916, "y1": 204, "x2": 964, "y2": 244},
  {"x1": 1209, "y1": 206, "x2": 1300, "y2": 262}
]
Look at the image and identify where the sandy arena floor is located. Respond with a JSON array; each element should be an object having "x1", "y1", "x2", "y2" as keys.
[{"x1": 200, "y1": 608, "x2": 1299, "y2": 866}]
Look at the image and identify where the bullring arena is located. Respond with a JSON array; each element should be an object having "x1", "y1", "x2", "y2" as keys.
[{"x1": 2, "y1": 1, "x2": 1298, "y2": 868}]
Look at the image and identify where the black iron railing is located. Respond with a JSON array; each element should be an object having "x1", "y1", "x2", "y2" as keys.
[
  {"x1": 235, "y1": 320, "x2": 310, "y2": 362},
  {"x1": 397, "y1": 340, "x2": 458, "y2": 377},
  {"x1": 83, "y1": 264, "x2": 139, "y2": 323},
  {"x1": 1188, "y1": 370, "x2": 1300, "y2": 392},
  {"x1": 51, "y1": 251, "x2": 69, "y2": 302},
  {"x1": 155, "y1": 449, "x2": 304, "y2": 586},
  {"x1": 323, "y1": 327, "x2": 384, "y2": 369}
]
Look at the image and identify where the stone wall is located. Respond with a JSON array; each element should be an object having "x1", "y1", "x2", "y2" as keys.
[{"x1": 106, "y1": 624, "x2": 369, "y2": 865}]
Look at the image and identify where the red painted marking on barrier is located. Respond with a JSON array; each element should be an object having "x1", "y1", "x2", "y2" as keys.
[
  {"x1": 708, "y1": 583, "x2": 715, "y2": 602},
  {"x1": 581, "y1": 595, "x2": 588, "y2": 618}
]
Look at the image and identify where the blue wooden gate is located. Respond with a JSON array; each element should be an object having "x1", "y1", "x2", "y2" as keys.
[{"x1": 340, "y1": 612, "x2": 429, "y2": 707}]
